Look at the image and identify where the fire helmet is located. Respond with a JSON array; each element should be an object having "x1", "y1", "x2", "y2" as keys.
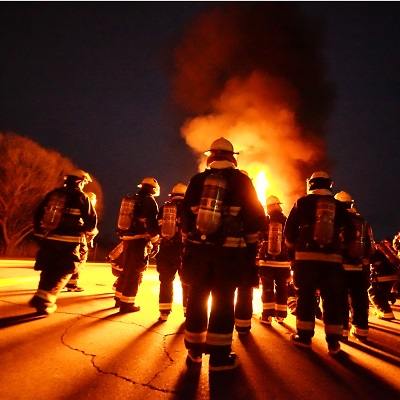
[
  {"x1": 334, "y1": 191, "x2": 354, "y2": 203},
  {"x1": 138, "y1": 177, "x2": 160, "y2": 196},
  {"x1": 171, "y1": 183, "x2": 187, "y2": 197},
  {"x1": 66, "y1": 169, "x2": 92, "y2": 184},
  {"x1": 207, "y1": 137, "x2": 239, "y2": 154},
  {"x1": 266, "y1": 195, "x2": 282, "y2": 206},
  {"x1": 205, "y1": 137, "x2": 239, "y2": 167},
  {"x1": 307, "y1": 170, "x2": 333, "y2": 191}
]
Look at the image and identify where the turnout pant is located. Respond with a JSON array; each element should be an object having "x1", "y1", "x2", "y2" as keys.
[
  {"x1": 234, "y1": 285, "x2": 254, "y2": 332},
  {"x1": 182, "y1": 243, "x2": 244, "y2": 360},
  {"x1": 31, "y1": 239, "x2": 82, "y2": 313},
  {"x1": 260, "y1": 266, "x2": 290, "y2": 319},
  {"x1": 115, "y1": 238, "x2": 148, "y2": 306},
  {"x1": 293, "y1": 260, "x2": 345, "y2": 343},
  {"x1": 156, "y1": 241, "x2": 189, "y2": 315},
  {"x1": 343, "y1": 267, "x2": 370, "y2": 336}
]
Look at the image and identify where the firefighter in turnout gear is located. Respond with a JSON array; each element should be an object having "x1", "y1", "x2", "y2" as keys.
[
  {"x1": 391, "y1": 232, "x2": 400, "y2": 301},
  {"x1": 156, "y1": 183, "x2": 190, "y2": 321},
  {"x1": 66, "y1": 191, "x2": 99, "y2": 292},
  {"x1": 29, "y1": 169, "x2": 98, "y2": 315},
  {"x1": 334, "y1": 191, "x2": 374, "y2": 341},
  {"x1": 284, "y1": 171, "x2": 352, "y2": 355},
  {"x1": 258, "y1": 195, "x2": 291, "y2": 325},
  {"x1": 368, "y1": 238, "x2": 399, "y2": 320},
  {"x1": 181, "y1": 137, "x2": 265, "y2": 371},
  {"x1": 114, "y1": 177, "x2": 160, "y2": 313}
]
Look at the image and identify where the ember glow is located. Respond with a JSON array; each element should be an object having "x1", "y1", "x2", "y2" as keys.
[{"x1": 173, "y1": 3, "x2": 334, "y2": 214}]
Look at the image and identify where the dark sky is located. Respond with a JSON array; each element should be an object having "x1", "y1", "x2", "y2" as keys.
[{"x1": 1, "y1": 2, "x2": 400, "y2": 242}]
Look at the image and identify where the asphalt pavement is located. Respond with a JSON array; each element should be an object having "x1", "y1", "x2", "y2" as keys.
[{"x1": 0, "y1": 260, "x2": 399, "y2": 400}]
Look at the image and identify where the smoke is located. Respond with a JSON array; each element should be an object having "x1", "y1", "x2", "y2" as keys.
[{"x1": 172, "y1": 3, "x2": 335, "y2": 210}]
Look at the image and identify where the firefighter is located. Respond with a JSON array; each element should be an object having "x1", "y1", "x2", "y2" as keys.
[
  {"x1": 258, "y1": 195, "x2": 291, "y2": 325},
  {"x1": 284, "y1": 171, "x2": 352, "y2": 355},
  {"x1": 115, "y1": 177, "x2": 160, "y2": 313},
  {"x1": 391, "y1": 232, "x2": 400, "y2": 300},
  {"x1": 156, "y1": 183, "x2": 189, "y2": 321},
  {"x1": 29, "y1": 169, "x2": 98, "y2": 315},
  {"x1": 181, "y1": 137, "x2": 265, "y2": 371},
  {"x1": 334, "y1": 191, "x2": 374, "y2": 341},
  {"x1": 368, "y1": 238, "x2": 398, "y2": 320},
  {"x1": 66, "y1": 191, "x2": 99, "y2": 292}
]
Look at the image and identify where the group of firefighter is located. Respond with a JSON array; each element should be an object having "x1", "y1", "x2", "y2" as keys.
[{"x1": 29, "y1": 137, "x2": 399, "y2": 372}]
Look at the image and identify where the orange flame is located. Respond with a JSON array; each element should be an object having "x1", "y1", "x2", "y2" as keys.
[{"x1": 181, "y1": 73, "x2": 325, "y2": 215}]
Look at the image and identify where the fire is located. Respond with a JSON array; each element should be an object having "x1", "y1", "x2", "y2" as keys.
[{"x1": 252, "y1": 169, "x2": 269, "y2": 207}]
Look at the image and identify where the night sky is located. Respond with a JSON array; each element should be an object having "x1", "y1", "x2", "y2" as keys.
[{"x1": 1, "y1": 2, "x2": 400, "y2": 243}]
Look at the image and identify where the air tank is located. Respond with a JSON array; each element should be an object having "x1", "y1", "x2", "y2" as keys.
[
  {"x1": 196, "y1": 173, "x2": 227, "y2": 236},
  {"x1": 118, "y1": 192, "x2": 136, "y2": 230},
  {"x1": 161, "y1": 202, "x2": 178, "y2": 239},
  {"x1": 41, "y1": 191, "x2": 67, "y2": 232},
  {"x1": 268, "y1": 222, "x2": 283, "y2": 255},
  {"x1": 314, "y1": 196, "x2": 336, "y2": 246}
]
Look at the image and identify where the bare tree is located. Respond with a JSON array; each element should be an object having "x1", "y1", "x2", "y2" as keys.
[{"x1": 0, "y1": 132, "x2": 80, "y2": 256}]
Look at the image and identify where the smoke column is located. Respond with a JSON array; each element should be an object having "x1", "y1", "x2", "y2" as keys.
[{"x1": 172, "y1": 3, "x2": 335, "y2": 211}]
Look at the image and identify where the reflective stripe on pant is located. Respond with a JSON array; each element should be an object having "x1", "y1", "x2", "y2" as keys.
[
  {"x1": 234, "y1": 286, "x2": 253, "y2": 329},
  {"x1": 182, "y1": 243, "x2": 242, "y2": 357},
  {"x1": 185, "y1": 283, "x2": 236, "y2": 357},
  {"x1": 32, "y1": 270, "x2": 72, "y2": 310}
]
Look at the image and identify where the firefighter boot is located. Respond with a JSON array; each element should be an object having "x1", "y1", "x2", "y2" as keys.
[
  {"x1": 289, "y1": 333, "x2": 312, "y2": 348},
  {"x1": 119, "y1": 302, "x2": 140, "y2": 313},
  {"x1": 209, "y1": 352, "x2": 240, "y2": 372}
]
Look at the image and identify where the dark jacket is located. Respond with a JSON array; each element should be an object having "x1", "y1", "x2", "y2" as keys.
[
  {"x1": 34, "y1": 185, "x2": 97, "y2": 243},
  {"x1": 284, "y1": 189, "x2": 352, "y2": 261},
  {"x1": 120, "y1": 189, "x2": 159, "y2": 242},
  {"x1": 181, "y1": 167, "x2": 265, "y2": 247}
]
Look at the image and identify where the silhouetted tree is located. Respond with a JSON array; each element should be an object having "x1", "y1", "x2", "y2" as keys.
[{"x1": 0, "y1": 132, "x2": 103, "y2": 256}]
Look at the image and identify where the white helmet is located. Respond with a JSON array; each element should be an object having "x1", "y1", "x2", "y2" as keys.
[
  {"x1": 266, "y1": 195, "x2": 282, "y2": 206},
  {"x1": 138, "y1": 177, "x2": 160, "y2": 196},
  {"x1": 308, "y1": 171, "x2": 331, "y2": 181},
  {"x1": 307, "y1": 170, "x2": 333, "y2": 191},
  {"x1": 171, "y1": 183, "x2": 187, "y2": 196},
  {"x1": 207, "y1": 137, "x2": 238, "y2": 154},
  {"x1": 334, "y1": 191, "x2": 353, "y2": 203}
]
